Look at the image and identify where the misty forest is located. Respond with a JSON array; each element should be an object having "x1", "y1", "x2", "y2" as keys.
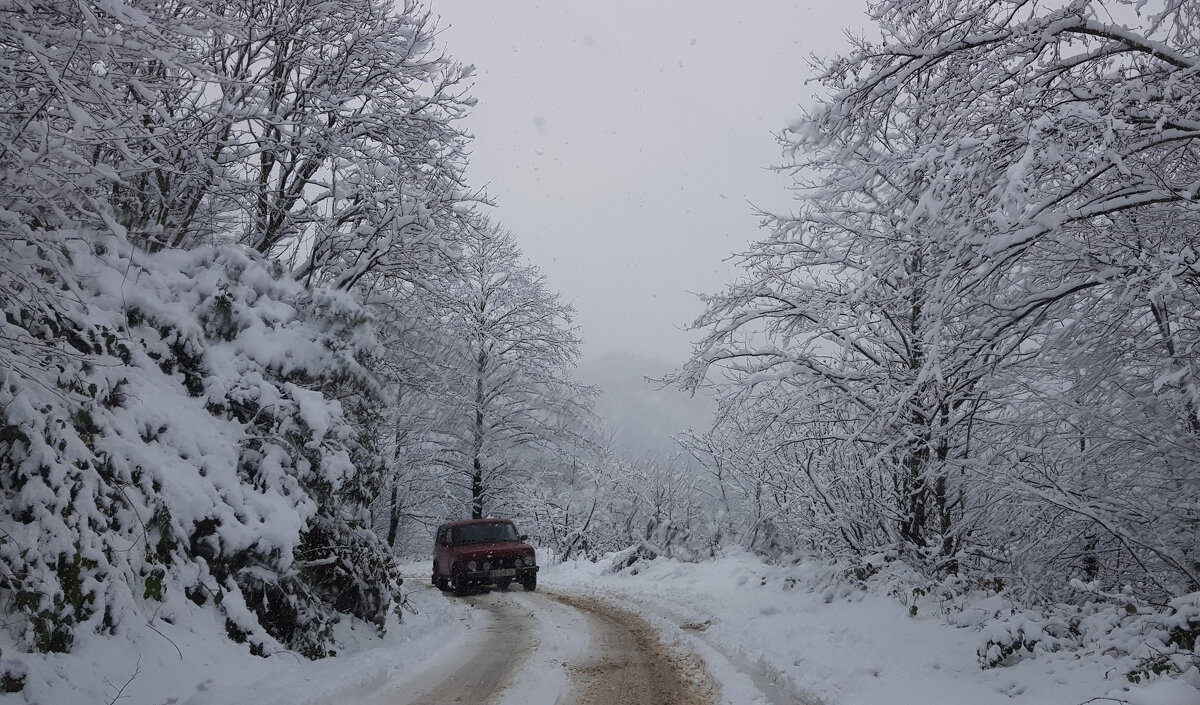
[{"x1": 1, "y1": 0, "x2": 1198, "y2": 702}]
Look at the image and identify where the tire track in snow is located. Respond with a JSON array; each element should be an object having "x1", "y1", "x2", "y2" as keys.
[
  {"x1": 549, "y1": 593, "x2": 716, "y2": 705},
  {"x1": 561, "y1": 590, "x2": 825, "y2": 705},
  {"x1": 402, "y1": 590, "x2": 536, "y2": 705},
  {"x1": 395, "y1": 586, "x2": 714, "y2": 705}
]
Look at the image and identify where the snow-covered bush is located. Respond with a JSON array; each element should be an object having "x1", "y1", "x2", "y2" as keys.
[
  {"x1": 0, "y1": 0, "x2": 474, "y2": 681},
  {"x1": 978, "y1": 611, "x2": 1073, "y2": 669},
  {"x1": 0, "y1": 234, "x2": 401, "y2": 660},
  {"x1": 765, "y1": 548, "x2": 1199, "y2": 684},
  {"x1": 977, "y1": 593, "x2": 1200, "y2": 685}
]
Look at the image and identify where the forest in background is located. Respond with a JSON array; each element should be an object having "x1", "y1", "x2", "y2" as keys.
[{"x1": 1, "y1": 0, "x2": 1197, "y2": 689}]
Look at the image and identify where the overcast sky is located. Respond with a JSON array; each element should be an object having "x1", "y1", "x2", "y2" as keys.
[{"x1": 430, "y1": 1, "x2": 869, "y2": 367}]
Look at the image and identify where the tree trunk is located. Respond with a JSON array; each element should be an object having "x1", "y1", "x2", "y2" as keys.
[
  {"x1": 386, "y1": 484, "x2": 400, "y2": 549},
  {"x1": 471, "y1": 461, "x2": 484, "y2": 519},
  {"x1": 471, "y1": 345, "x2": 486, "y2": 519}
]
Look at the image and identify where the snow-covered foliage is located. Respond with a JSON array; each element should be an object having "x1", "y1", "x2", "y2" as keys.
[
  {"x1": 668, "y1": 0, "x2": 1200, "y2": 689},
  {"x1": 0, "y1": 234, "x2": 401, "y2": 663},
  {"x1": 372, "y1": 217, "x2": 596, "y2": 549},
  {"x1": 0, "y1": 0, "x2": 473, "y2": 681},
  {"x1": 681, "y1": 0, "x2": 1200, "y2": 599},
  {"x1": 514, "y1": 450, "x2": 717, "y2": 563},
  {"x1": 4, "y1": 559, "x2": 471, "y2": 705},
  {"x1": 436, "y1": 219, "x2": 591, "y2": 518},
  {"x1": 0, "y1": 0, "x2": 471, "y2": 273}
]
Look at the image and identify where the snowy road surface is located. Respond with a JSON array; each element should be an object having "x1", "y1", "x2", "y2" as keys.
[
  {"x1": 175, "y1": 570, "x2": 795, "y2": 705},
  {"x1": 383, "y1": 587, "x2": 716, "y2": 705},
  {"x1": 40, "y1": 555, "x2": 1192, "y2": 705}
]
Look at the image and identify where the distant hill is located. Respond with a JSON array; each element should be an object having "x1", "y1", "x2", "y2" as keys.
[{"x1": 574, "y1": 352, "x2": 715, "y2": 460}]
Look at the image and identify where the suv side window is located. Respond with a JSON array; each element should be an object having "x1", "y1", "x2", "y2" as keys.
[{"x1": 436, "y1": 528, "x2": 447, "y2": 546}]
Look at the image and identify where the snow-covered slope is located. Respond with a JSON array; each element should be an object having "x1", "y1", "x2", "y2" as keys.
[
  {"x1": 0, "y1": 235, "x2": 403, "y2": 700},
  {"x1": 6, "y1": 577, "x2": 473, "y2": 705}
]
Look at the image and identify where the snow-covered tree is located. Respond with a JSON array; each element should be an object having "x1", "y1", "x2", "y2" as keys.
[
  {"x1": 432, "y1": 218, "x2": 593, "y2": 519},
  {"x1": 203, "y1": 0, "x2": 474, "y2": 289},
  {"x1": 0, "y1": 0, "x2": 476, "y2": 664},
  {"x1": 684, "y1": 0, "x2": 1200, "y2": 602}
]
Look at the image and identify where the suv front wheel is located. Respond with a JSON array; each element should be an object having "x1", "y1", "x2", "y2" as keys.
[
  {"x1": 521, "y1": 573, "x2": 537, "y2": 592},
  {"x1": 451, "y1": 570, "x2": 470, "y2": 596}
]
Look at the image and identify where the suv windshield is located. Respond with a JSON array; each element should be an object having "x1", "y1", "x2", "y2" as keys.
[{"x1": 453, "y1": 522, "x2": 518, "y2": 545}]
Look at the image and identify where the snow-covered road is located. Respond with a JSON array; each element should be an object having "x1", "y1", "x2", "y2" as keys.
[
  {"x1": 399, "y1": 590, "x2": 536, "y2": 704},
  {"x1": 381, "y1": 586, "x2": 716, "y2": 705},
  {"x1": 167, "y1": 576, "x2": 727, "y2": 705}
]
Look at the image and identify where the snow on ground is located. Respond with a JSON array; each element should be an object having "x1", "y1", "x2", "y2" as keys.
[
  {"x1": 492, "y1": 591, "x2": 590, "y2": 705},
  {"x1": 11, "y1": 552, "x2": 1197, "y2": 705},
  {"x1": 543, "y1": 550, "x2": 1200, "y2": 705},
  {"x1": 8, "y1": 573, "x2": 474, "y2": 705}
]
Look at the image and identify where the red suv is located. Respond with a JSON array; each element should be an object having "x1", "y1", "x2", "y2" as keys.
[{"x1": 432, "y1": 519, "x2": 538, "y2": 595}]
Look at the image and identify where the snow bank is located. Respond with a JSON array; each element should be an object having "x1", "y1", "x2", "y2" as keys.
[
  {"x1": 545, "y1": 551, "x2": 1200, "y2": 705},
  {"x1": 6, "y1": 578, "x2": 472, "y2": 705}
]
